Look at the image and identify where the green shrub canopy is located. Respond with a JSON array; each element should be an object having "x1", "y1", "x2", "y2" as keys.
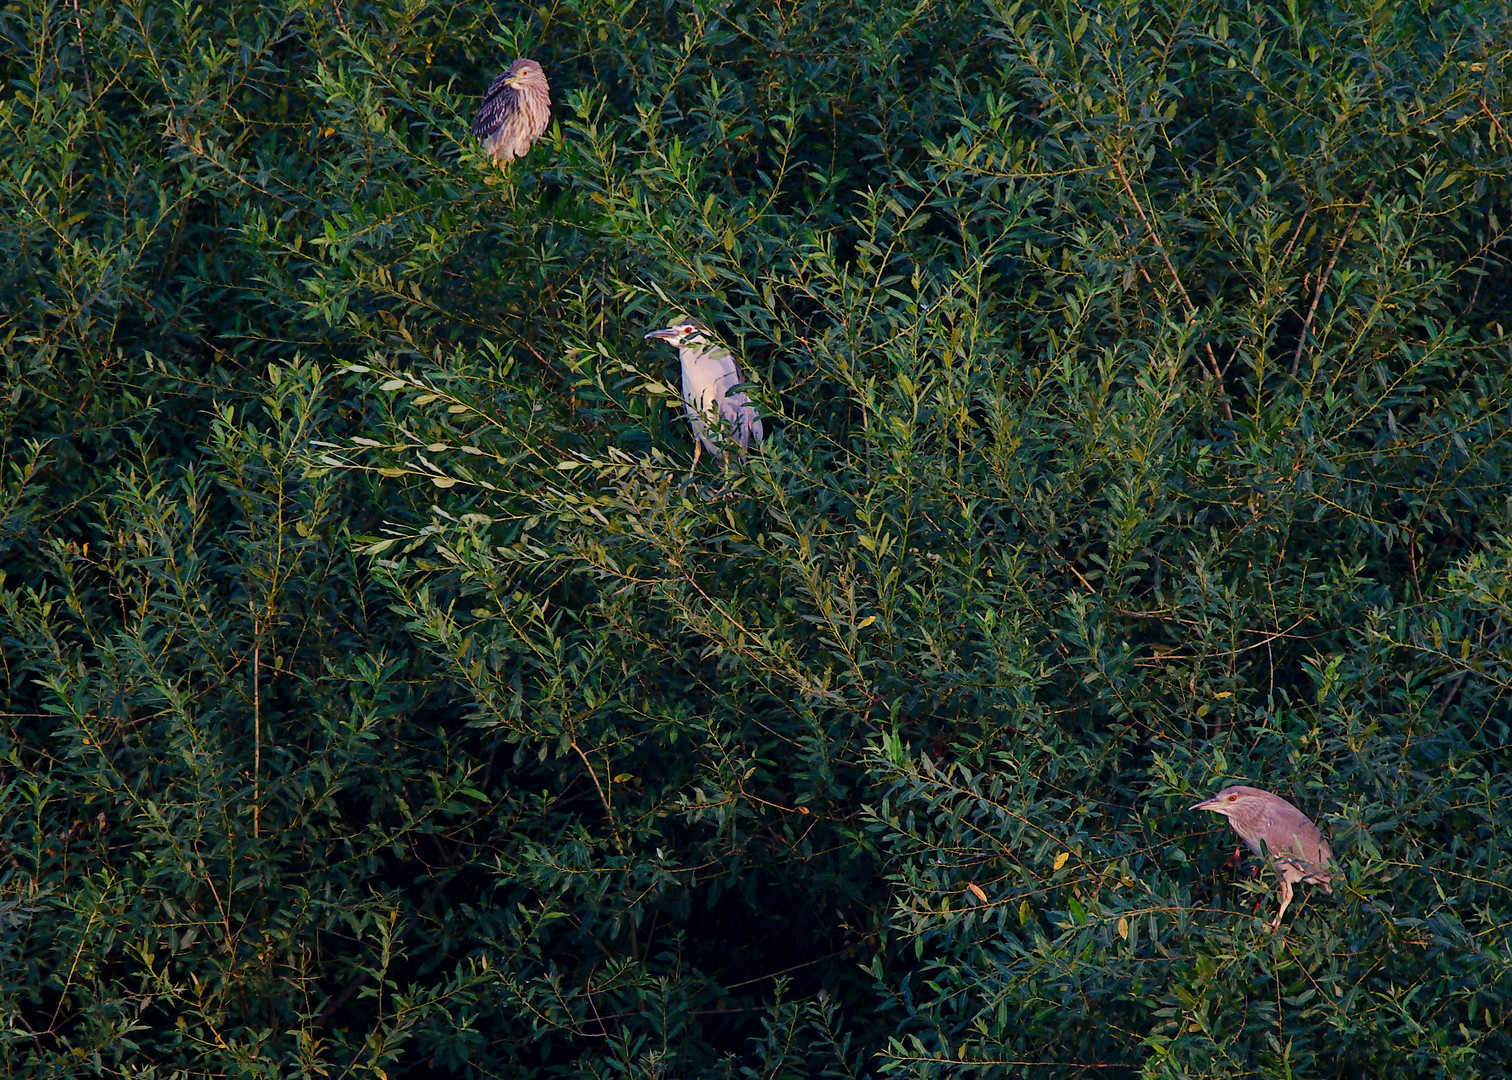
[{"x1": 3, "y1": 0, "x2": 1511, "y2": 1075}]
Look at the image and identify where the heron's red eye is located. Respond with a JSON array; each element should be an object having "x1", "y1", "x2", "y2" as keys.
[{"x1": 1227, "y1": 794, "x2": 1237, "y2": 802}]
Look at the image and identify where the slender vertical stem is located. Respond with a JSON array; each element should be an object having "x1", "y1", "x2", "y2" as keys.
[
  {"x1": 1110, "y1": 157, "x2": 1233, "y2": 420},
  {"x1": 570, "y1": 739, "x2": 624, "y2": 855},
  {"x1": 1291, "y1": 203, "x2": 1365, "y2": 376},
  {"x1": 71, "y1": 0, "x2": 94, "y2": 100},
  {"x1": 252, "y1": 602, "x2": 261, "y2": 841}
]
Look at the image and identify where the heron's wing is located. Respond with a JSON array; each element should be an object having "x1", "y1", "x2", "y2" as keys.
[
  {"x1": 1264, "y1": 806, "x2": 1333, "y2": 883},
  {"x1": 1296, "y1": 831, "x2": 1333, "y2": 887},
  {"x1": 472, "y1": 75, "x2": 518, "y2": 137},
  {"x1": 718, "y1": 388, "x2": 762, "y2": 450},
  {"x1": 680, "y1": 347, "x2": 763, "y2": 456},
  {"x1": 710, "y1": 358, "x2": 763, "y2": 450}
]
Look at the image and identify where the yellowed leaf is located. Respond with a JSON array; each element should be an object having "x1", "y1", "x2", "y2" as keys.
[
  {"x1": 1053, "y1": 851, "x2": 1070, "y2": 872},
  {"x1": 967, "y1": 882, "x2": 987, "y2": 903},
  {"x1": 1117, "y1": 917, "x2": 1129, "y2": 940}
]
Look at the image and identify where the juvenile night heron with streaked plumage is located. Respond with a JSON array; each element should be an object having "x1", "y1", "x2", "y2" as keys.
[
  {"x1": 472, "y1": 59, "x2": 551, "y2": 163},
  {"x1": 1192, "y1": 784, "x2": 1334, "y2": 930},
  {"x1": 644, "y1": 318, "x2": 764, "y2": 468}
]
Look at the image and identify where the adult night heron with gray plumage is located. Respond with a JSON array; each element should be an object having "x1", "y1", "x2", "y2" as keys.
[
  {"x1": 472, "y1": 59, "x2": 551, "y2": 163},
  {"x1": 1191, "y1": 784, "x2": 1334, "y2": 930},
  {"x1": 644, "y1": 318, "x2": 764, "y2": 467}
]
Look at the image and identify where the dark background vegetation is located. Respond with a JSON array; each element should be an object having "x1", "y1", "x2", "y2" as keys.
[{"x1": 3, "y1": 0, "x2": 1512, "y2": 1074}]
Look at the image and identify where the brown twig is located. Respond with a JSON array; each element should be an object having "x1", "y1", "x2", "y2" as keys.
[
  {"x1": 71, "y1": 0, "x2": 93, "y2": 100},
  {"x1": 1110, "y1": 157, "x2": 1232, "y2": 420},
  {"x1": 1279, "y1": 210, "x2": 1310, "y2": 267},
  {"x1": 252, "y1": 632, "x2": 261, "y2": 841},
  {"x1": 1291, "y1": 202, "x2": 1365, "y2": 376},
  {"x1": 1482, "y1": 96, "x2": 1509, "y2": 146},
  {"x1": 571, "y1": 739, "x2": 625, "y2": 855}
]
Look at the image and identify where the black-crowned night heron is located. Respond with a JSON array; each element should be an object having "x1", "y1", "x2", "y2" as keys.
[
  {"x1": 644, "y1": 318, "x2": 764, "y2": 467},
  {"x1": 472, "y1": 59, "x2": 551, "y2": 163},
  {"x1": 1192, "y1": 784, "x2": 1334, "y2": 930}
]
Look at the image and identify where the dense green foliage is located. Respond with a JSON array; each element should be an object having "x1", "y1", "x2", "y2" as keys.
[{"x1": 4, "y1": 0, "x2": 1512, "y2": 1074}]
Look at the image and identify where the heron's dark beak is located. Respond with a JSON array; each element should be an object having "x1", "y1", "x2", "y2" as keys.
[
  {"x1": 643, "y1": 328, "x2": 679, "y2": 340},
  {"x1": 1190, "y1": 797, "x2": 1219, "y2": 811}
]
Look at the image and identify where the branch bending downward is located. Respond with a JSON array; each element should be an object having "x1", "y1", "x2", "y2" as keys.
[
  {"x1": 1291, "y1": 202, "x2": 1366, "y2": 377},
  {"x1": 1111, "y1": 157, "x2": 1233, "y2": 422},
  {"x1": 572, "y1": 739, "x2": 626, "y2": 855}
]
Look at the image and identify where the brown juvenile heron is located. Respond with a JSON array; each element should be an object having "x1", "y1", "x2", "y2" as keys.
[
  {"x1": 644, "y1": 318, "x2": 764, "y2": 467},
  {"x1": 472, "y1": 59, "x2": 551, "y2": 163},
  {"x1": 1192, "y1": 785, "x2": 1334, "y2": 930}
]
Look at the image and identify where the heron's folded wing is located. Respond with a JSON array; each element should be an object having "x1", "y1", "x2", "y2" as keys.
[{"x1": 472, "y1": 77, "x2": 517, "y2": 137}]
